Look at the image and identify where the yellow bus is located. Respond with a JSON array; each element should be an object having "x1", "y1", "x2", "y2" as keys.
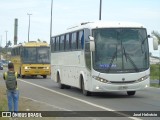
[{"x1": 11, "y1": 41, "x2": 50, "y2": 78}]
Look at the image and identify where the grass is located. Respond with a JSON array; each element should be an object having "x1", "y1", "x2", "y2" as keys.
[
  {"x1": 0, "y1": 85, "x2": 9, "y2": 120},
  {"x1": 0, "y1": 99, "x2": 7, "y2": 111},
  {"x1": 150, "y1": 84, "x2": 160, "y2": 88},
  {"x1": 150, "y1": 64, "x2": 160, "y2": 80},
  {"x1": 150, "y1": 64, "x2": 160, "y2": 88},
  {"x1": 0, "y1": 86, "x2": 8, "y2": 111}
]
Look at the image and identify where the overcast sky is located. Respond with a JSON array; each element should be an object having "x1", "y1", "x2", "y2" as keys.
[{"x1": 0, "y1": 0, "x2": 160, "y2": 55}]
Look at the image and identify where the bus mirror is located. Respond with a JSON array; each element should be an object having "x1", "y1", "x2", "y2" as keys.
[
  {"x1": 152, "y1": 36, "x2": 158, "y2": 50},
  {"x1": 89, "y1": 36, "x2": 95, "y2": 51}
]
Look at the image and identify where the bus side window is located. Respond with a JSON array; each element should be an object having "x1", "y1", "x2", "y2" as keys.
[
  {"x1": 80, "y1": 31, "x2": 84, "y2": 49},
  {"x1": 51, "y1": 37, "x2": 55, "y2": 52},
  {"x1": 21, "y1": 48, "x2": 24, "y2": 57},
  {"x1": 60, "y1": 35, "x2": 65, "y2": 51},
  {"x1": 72, "y1": 32, "x2": 77, "y2": 50},
  {"x1": 24, "y1": 49, "x2": 28, "y2": 58},
  {"x1": 56, "y1": 37, "x2": 60, "y2": 51},
  {"x1": 66, "y1": 34, "x2": 70, "y2": 51},
  {"x1": 64, "y1": 35, "x2": 66, "y2": 50},
  {"x1": 69, "y1": 33, "x2": 72, "y2": 50}
]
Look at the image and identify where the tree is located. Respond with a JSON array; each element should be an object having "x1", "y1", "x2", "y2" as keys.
[
  {"x1": 151, "y1": 31, "x2": 160, "y2": 44},
  {"x1": 7, "y1": 40, "x2": 12, "y2": 46},
  {"x1": 5, "y1": 40, "x2": 12, "y2": 47},
  {"x1": 152, "y1": 31, "x2": 160, "y2": 85}
]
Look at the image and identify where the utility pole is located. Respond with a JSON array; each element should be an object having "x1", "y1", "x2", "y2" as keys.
[
  {"x1": 27, "y1": 13, "x2": 32, "y2": 42},
  {"x1": 5, "y1": 31, "x2": 8, "y2": 59},
  {"x1": 50, "y1": 0, "x2": 53, "y2": 43},
  {"x1": 159, "y1": 48, "x2": 160, "y2": 86},
  {"x1": 14, "y1": 18, "x2": 18, "y2": 45},
  {"x1": 5, "y1": 31, "x2": 8, "y2": 47},
  {"x1": 99, "y1": 0, "x2": 102, "y2": 20},
  {"x1": 0, "y1": 35, "x2": 2, "y2": 60},
  {"x1": 0, "y1": 35, "x2": 2, "y2": 47}
]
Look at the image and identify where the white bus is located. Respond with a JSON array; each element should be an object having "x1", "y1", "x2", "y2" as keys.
[{"x1": 50, "y1": 21, "x2": 158, "y2": 96}]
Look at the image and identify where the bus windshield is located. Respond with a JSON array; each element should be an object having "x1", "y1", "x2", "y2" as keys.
[
  {"x1": 92, "y1": 28, "x2": 149, "y2": 73},
  {"x1": 37, "y1": 47, "x2": 50, "y2": 63},
  {"x1": 22, "y1": 47, "x2": 50, "y2": 64}
]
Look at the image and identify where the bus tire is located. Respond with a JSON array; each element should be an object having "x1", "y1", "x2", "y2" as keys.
[
  {"x1": 20, "y1": 68, "x2": 25, "y2": 78},
  {"x1": 21, "y1": 75, "x2": 25, "y2": 78},
  {"x1": 19, "y1": 68, "x2": 21, "y2": 78},
  {"x1": 81, "y1": 79, "x2": 91, "y2": 96},
  {"x1": 43, "y1": 75, "x2": 47, "y2": 78},
  {"x1": 127, "y1": 91, "x2": 136, "y2": 96},
  {"x1": 57, "y1": 73, "x2": 65, "y2": 89},
  {"x1": 65, "y1": 85, "x2": 71, "y2": 89}
]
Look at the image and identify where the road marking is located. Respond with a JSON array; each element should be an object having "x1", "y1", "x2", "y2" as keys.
[
  {"x1": 22, "y1": 96, "x2": 71, "y2": 111},
  {"x1": 18, "y1": 79, "x2": 142, "y2": 120},
  {"x1": 21, "y1": 97, "x2": 102, "y2": 120}
]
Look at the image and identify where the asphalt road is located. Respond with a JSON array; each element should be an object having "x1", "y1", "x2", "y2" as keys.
[{"x1": 0, "y1": 68, "x2": 160, "y2": 120}]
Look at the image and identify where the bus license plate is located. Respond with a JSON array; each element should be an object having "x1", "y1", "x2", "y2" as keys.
[{"x1": 118, "y1": 86, "x2": 128, "y2": 90}]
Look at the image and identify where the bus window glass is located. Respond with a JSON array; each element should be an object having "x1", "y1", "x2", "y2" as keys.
[
  {"x1": 51, "y1": 37, "x2": 55, "y2": 52},
  {"x1": 92, "y1": 28, "x2": 149, "y2": 73},
  {"x1": 56, "y1": 37, "x2": 60, "y2": 51},
  {"x1": 66, "y1": 34, "x2": 70, "y2": 51},
  {"x1": 60, "y1": 35, "x2": 65, "y2": 51},
  {"x1": 37, "y1": 47, "x2": 50, "y2": 64},
  {"x1": 23, "y1": 48, "x2": 37, "y2": 63},
  {"x1": 72, "y1": 32, "x2": 77, "y2": 50},
  {"x1": 79, "y1": 31, "x2": 84, "y2": 49}
]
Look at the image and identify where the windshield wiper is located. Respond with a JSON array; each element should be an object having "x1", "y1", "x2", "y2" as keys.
[
  {"x1": 141, "y1": 35, "x2": 150, "y2": 45},
  {"x1": 107, "y1": 45, "x2": 117, "y2": 72},
  {"x1": 123, "y1": 47, "x2": 139, "y2": 72},
  {"x1": 141, "y1": 35, "x2": 150, "y2": 53}
]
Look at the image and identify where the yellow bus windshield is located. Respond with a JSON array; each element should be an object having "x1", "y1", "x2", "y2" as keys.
[{"x1": 22, "y1": 47, "x2": 50, "y2": 64}]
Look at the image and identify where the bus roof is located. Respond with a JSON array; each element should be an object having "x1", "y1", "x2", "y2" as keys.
[
  {"x1": 53, "y1": 21, "x2": 145, "y2": 36},
  {"x1": 12, "y1": 41, "x2": 49, "y2": 48},
  {"x1": 68, "y1": 21, "x2": 144, "y2": 31}
]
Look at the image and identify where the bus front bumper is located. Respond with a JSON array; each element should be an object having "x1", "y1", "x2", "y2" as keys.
[
  {"x1": 92, "y1": 79, "x2": 150, "y2": 92},
  {"x1": 23, "y1": 69, "x2": 50, "y2": 76}
]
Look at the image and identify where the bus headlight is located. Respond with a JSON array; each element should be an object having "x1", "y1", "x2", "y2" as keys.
[
  {"x1": 93, "y1": 76, "x2": 109, "y2": 83},
  {"x1": 137, "y1": 75, "x2": 149, "y2": 82},
  {"x1": 43, "y1": 67, "x2": 49, "y2": 69},
  {"x1": 24, "y1": 66, "x2": 31, "y2": 70}
]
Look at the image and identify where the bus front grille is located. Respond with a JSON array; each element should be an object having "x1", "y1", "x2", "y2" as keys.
[
  {"x1": 110, "y1": 80, "x2": 136, "y2": 84},
  {"x1": 29, "y1": 67, "x2": 44, "y2": 69},
  {"x1": 38, "y1": 67, "x2": 44, "y2": 69},
  {"x1": 30, "y1": 67, "x2": 36, "y2": 69}
]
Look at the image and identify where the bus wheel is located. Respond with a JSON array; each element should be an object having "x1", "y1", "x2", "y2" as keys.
[
  {"x1": 19, "y1": 68, "x2": 22, "y2": 78},
  {"x1": 65, "y1": 85, "x2": 71, "y2": 89},
  {"x1": 21, "y1": 75, "x2": 25, "y2": 78},
  {"x1": 18, "y1": 74, "x2": 20, "y2": 78},
  {"x1": 127, "y1": 91, "x2": 136, "y2": 96},
  {"x1": 43, "y1": 75, "x2": 47, "y2": 78},
  {"x1": 57, "y1": 73, "x2": 65, "y2": 89},
  {"x1": 81, "y1": 80, "x2": 91, "y2": 96}
]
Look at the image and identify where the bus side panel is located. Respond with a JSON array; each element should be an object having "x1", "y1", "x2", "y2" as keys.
[
  {"x1": 52, "y1": 51, "x2": 88, "y2": 88},
  {"x1": 11, "y1": 56, "x2": 22, "y2": 75}
]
